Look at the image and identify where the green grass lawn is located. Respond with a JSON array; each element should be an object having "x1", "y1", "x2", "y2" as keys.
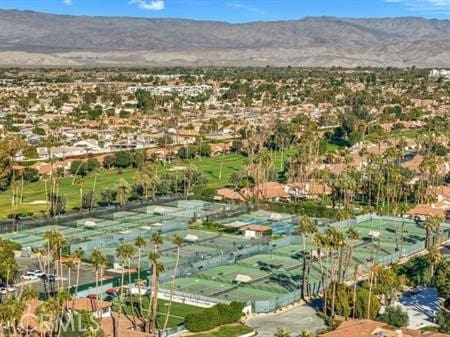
[
  {"x1": 0, "y1": 149, "x2": 295, "y2": 219},
  {"x1": 114, "y1": 296, "x2": 205, "y2": 329},
  {"x1": 188, "y1": 324, "x2": 253, "y2": 337}
]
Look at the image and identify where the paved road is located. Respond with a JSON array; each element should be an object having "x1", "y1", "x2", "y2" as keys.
[{"x1": 247, "y1": 303, "x2": 325, "y2": 337}]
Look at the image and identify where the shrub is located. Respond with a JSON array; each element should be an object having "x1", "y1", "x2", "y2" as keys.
[
  {"x1": 378, "y1": 306, "x2": 409, "y2": 328},
  {"x1": 184, "y1": 302, "x2": 244, "y2": 332},
  {"x1": 436, "y1": 308, "x2": 450, "y2": 333}
]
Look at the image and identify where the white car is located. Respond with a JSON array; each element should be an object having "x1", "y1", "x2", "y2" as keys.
[
  {"x1": 33, "y1": 270, "x2": 45, "y2": 277},
  {"x1": 22, "y1": 272, "x2": 38, "y2": 280}
]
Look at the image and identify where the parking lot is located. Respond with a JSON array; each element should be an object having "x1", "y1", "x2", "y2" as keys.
[
  {"x1": 15, "y1": 256, "x2": 97, "y2": 294},
  {"x1": 247, "y1": 302, "x2": 325, "y2": 337}
]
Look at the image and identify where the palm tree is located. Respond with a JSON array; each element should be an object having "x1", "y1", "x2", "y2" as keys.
[
  {"x1": 116, "y1": 178, "x2": 131, "y2": 208},
  {"x1": 428, "y1": 247, "x2": 441, "y2": 277},
  {"x1": 163, "y1": 234, "x2": 184, "y2": 330},
  {"x1": 115, "y1": 243, "x2": 136, "y2": 326},
  {"x1": 327, "y1": 228, "x2": 344, "y2": 318},
  {"x1": 424, "y1": 216, "x2": 443, "y2": 249},
  {"x1": 367, "y1": 264, "x2": 380, "y2": 320},
  {"x1": 147, "y1": 233, "x2": 163, "y2": 332},
  {"x1": 43, "y1": 230, "x2": 66, "y2": 292},
  {"x1": 21, "y1": 285, "x2": 39, "y2": 302},
  {"x1": 134, "y1": 235, "x2": 147, "y2": 318},
  {"x1": 134, "y1": 166, "x2": 154, "y2": 201},
  {"x1": 90, "y1": 249, "x2": 107, "y2": 301},
  {"x1": 74, "y1": 176, "x2": 85, "y2": 213},
  {"x1": 352, "y1": 264, "x2": 360, "y2": 319},
  {"x1": 90, "y1": 169, "x2": 99, "y2": 211},
  {"x1": 36, "y1": 298, "x2": 61, "y2": 337},
  {"x1": 342, "y1": 227, "x2": 359, "y2": 281},
  {"x1": 73, "y1": 248, "x2": 84, "y2": 299},
  {"x1": 64, "y1": 259, "x2": 76, "y2": 291},
  {"x1": 296, "y1": 216, "x2": 316, "y2": 299},
  {"x1": 56, "y1": 289, "x2": 71, "y2": 337}
]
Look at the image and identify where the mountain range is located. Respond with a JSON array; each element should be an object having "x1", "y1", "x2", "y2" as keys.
[{"x1": 1, "y1": 10, "x2": 450, "y2": 67}]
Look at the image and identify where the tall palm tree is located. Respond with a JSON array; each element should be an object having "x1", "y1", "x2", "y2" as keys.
[
  {"x1": 36, "y1": 298, "x2": 61, "y2": 337},
  {"x1": 296, "y1": 216, "x2": 316, "y2": 299},
  {"x1": 148, "y1": 252, "x2": 165, "y2": 333},
  {"x1": 352, "y1": 264, "x2": 360, "y2": 319},
  {"x1": 64, "y1": 259, "x2": 76, "y2": 291},
  {"x1": 116, "y1": 178, "x2": 131, "y2": 208},
  {"x1": 424, "y1": 216, "x2": 443, "y2": 249},
  {"x1": 44, "y1": 230, "x2": 66, "y2": 292},
  {"x1": 74, "y1": 176, "x2": 85, "y2": 213},
  {"x1": 115, "y1": 244, "x2": 133, "y2": 322},
  {"x1": 90, "y1": 169, "x2": 99, "y2": 211},
  {"x1": 134, "y1": 235, "x2": 147, "y2": 318},
  {"x1": 367, "y1": 264, "x2": 380, "y2": 320},
  {"x1": 134, "y1": 165, "x2": 155, "y2": 201},
  {"x1": 428, "y1": 247, "x2": 442, "y2": 277},
  {"x1": 90, "y1": 249, "x2": 107, "y2": 301},
  {"x1": 73, "y1": 248, "x2": 84, "y2": 299},
  {"x1": 327, "y1": 228, "x2": 343, "y2": 318},
  {"x1": 163, "y1": 234, "x2": 184, "y2": 330},
  {"x1": 147, "y1": 232, "x2": 163, "y2": 332},
  {"x1": 342, "y1": 227, "x2": 359, "y2": 281}
]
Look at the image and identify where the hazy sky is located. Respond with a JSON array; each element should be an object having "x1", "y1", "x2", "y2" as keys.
[{"x1": 1, "y1": 0, "x2": 449, "y2": 22}]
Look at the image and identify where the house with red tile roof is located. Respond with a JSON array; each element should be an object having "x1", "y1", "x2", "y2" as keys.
[{"x1": 319, "y1": 319, "x2": 431, "y2": 337}]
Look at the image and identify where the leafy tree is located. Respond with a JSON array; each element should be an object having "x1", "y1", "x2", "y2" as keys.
[
  {"x1": 81, "y1": 191, "x2": 96, "y2": 211},
  {"x1": 23, "y1": 146, "x2": 38, "y2": 160},
  {"x1": 394, "y1": 256, "x2": 431, "y2": 287},
  {"x1": 434, "y1": 260, "x2": 450, "y2": 299},
  {"x1": 100, "y1": 187, "x2": 117, "y2": 206},
  {"x1": 86, "y1": 158, "x2": 100, "y2": 172},
  {"x1": 70, "y1": 160, "x2": 88, "y2": 176},
  {"x1": 22, "y1": 167, "x2": 39, "y2": 182},
  {"x1": 102, "y1": 155, "x2": 115, "y2": 169},
  {"x1": 88, "y1": 105, "x2": 103, "y2": 120},
  {"x1": 198, "y1": 143, "x2": 212, "y2": 157},
  {"x1": 326, "y1": 282, "x2": 351, "y2": 318},
  {"x1": 32, "y1": 127, "x2": 46, "y2": 136},
  {"x1": 373, "y1": 267, "x2": 404, "y2": 305},
  {"x1": 378, "y1": 306, "x2": 409, "y2": 328},
  {"x1": 177, "y1": 146, "x2": 197, "y2": 159},
  {"x1": 354, "y1": 288, "x2": 381, "y2": 319},
  {"x1": 114, "y1": 151, "x2": 132, "y2": 168},
  {"x1": 436, "y1": 308, "x2": 450, "y2": 333},
  {"x1": 119, "y1": 110, "x2": 131, "y2": 118},
  {"x1": 48, "y1": 193, "x2": 67, "y2": 216},
  {"x1": 0, "y1": 239, "x2": 19, "y2": 283}
]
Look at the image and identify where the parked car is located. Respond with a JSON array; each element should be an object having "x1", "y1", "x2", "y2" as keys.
[
  {"x1": 33, "y1": 270, "x2": 45, "y2": 277},
  {"x1": 22, "y1": 272, "x2": 38, "y2": 280},
  {"x1": 47, "y1": 274, "x2": 59, "y2": 282}
]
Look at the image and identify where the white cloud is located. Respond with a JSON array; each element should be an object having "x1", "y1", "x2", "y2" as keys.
[
  {"x1": 129, "y1": 0, "x2": 165, "y2": 11},
  {"x1": 226, "y1": 2, "x2": 267, "y2": 16},
  {"x1": 63, "y1": 0, "x2": 73, "y2": 5}
]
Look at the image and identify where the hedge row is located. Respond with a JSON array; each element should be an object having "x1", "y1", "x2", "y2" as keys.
[{"x1": 184, "y1": 302, "x2": 244, "y2": 332}]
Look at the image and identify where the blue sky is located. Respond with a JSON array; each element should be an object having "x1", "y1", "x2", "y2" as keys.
[{"x1": 1, "y1": 0, "x2": 449, "y2": 22}]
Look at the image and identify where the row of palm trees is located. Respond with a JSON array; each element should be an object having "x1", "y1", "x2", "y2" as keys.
[
  {"x1": 38, "y1": 229, "x2": 187, "y2": 335},
  {"x1": 296, "y1": 213, "x2": 445, "y2": 319},
  {"x1": 112, "y1": 232, "x2": 184, "y2": 334}
]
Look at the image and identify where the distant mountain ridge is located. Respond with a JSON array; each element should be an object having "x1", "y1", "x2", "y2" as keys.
[{"x1": 0, "y1": 10, "x2": 449, "y2": 67}]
